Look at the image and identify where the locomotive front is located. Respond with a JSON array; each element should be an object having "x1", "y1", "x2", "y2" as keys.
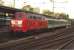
[{"x1": 10, "y1": 12, "x2": 28, "y2": 33}]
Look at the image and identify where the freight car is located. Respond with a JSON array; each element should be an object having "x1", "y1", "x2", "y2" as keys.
[{"x1": 10, "y1": 12, "x2": 69, "y2": 36}]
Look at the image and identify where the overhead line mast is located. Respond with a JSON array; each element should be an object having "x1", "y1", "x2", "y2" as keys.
[{"x1": 13, "y1": 0, "x2": 15, "y2": 8}]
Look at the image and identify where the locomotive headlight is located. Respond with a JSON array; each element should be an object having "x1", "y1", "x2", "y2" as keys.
[
  {"x1": 11, "y1": 20, "x2": 16, "y2": 27},
  {"x1": 17, "y1": 20, "x2": 22, "y2": 27},
  {"x1": 11, "y1": 20, "x2": 16, "y2": 24}
]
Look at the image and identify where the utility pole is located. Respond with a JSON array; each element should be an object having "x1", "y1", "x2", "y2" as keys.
[
  {"x1": 50, "y1": 0, "x2": 68, "y2": 17},
  {"x1": 50, "y1": 0, "x2": 55, "y2": 16},
  {"x1": 53, "y1": 0, "x2": 54, "y2": 16},
  {"x1": 13, "y1": 0, "x2": 15, "y2": 8}
]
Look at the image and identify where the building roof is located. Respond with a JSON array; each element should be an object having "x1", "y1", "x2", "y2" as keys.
[{"x1": 0, "y1": 6, "x2": 22, "y2": 13}]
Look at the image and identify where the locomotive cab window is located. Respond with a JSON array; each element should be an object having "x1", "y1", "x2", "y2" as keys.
[{"x1": 15, "y1": 12, "x2": 27, "y2": 19}]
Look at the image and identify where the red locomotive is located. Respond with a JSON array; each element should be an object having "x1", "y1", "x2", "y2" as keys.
[{"x1": 10, "y1": 12, "x2": 69, "y2": 36}]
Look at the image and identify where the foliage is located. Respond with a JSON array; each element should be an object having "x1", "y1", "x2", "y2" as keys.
[
  {"x1": 42, "y1": 9, "x2": 69, "y2": 19},
  {"x1": 59, "y1": 13, "x2": 69, "y2": 19},
  {"x1": 22, "y1": 5, "x2": 40, "y2": 13},
  {"x1": 22, "y1": 5, "x2": 69, "y2": 19},
  {"x1": 42, "y1": 10, "x2": 54, "y2": 16}
]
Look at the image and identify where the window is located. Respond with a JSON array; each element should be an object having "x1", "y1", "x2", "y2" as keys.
[
  {"x1": 38, "y1": 16, "x2": 41, "y2": 19},
  {"x1": 33, "y1": 16, "x2": 37, "y2": 19},
  {"x1": 28, "y1": 16, "x2": 33, "y2": 19},
  {"x1": 42, "y1": 17, "x2": 45, "y2": 20}
]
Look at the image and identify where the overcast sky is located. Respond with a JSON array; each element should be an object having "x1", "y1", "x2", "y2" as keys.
[{"x1": 2, "y1": 0, "x2": 74, "y2": 19}]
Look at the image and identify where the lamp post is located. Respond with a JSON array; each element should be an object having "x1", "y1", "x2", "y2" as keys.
[
  {"x1": 50, "y1": 0, "x2": 55, "y2": 16},
  {"x1": 53, "y1": 0, "x2": 54, "y2": 16}
]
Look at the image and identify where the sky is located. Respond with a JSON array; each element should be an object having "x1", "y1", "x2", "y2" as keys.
[{"x1": 2, "y1": 0, "x2": 74, "y2": 19}]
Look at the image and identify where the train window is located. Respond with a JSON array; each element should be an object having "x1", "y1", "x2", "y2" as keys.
[
  {"x1": 42, "y1": 17, "x2": 45, "y2": 20},
  {"x1": 15, "y1": 12, "x2": 26, "y2": 18},
  {"x1": 28, "y1": 16, "x2": 33, "y2": 19},
  {"x1": 16, "y1": 15, "x2": 22, "y2": 19},
  {"x1": 33, "y1": 16, "x2": 37, "y2": 19},
  {"x1": 27, "y1": 16, "x2": 29, "y2": 19},
  {"x1": 36, "y1": 15, "x2": 38, "y2": 19},
  {"x1": 38, "y1": 17, "x2": 41, "y2": 19},
  {"x1": 31, "y1": 16, "x2": 33, "y2": 19},
  {"x1": 18, "y1": 16, "x2": 22, "y2": 18}
]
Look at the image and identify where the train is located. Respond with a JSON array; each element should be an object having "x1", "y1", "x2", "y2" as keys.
[{"x1": 10, "y1": 12, "x2": 69, "y2": 36}]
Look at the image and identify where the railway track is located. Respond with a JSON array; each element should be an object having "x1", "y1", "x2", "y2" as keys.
[
  {"x1": 0, "y1": 27, "x2": 66, "y2": 43},
  {"x1": 0, "y1": 26, "x2": 73, "y2": 50},
  {"x1": 0, "y1": 19, "x2": 74, "y2": 50},
  {"x1": 0, "y1": 27, "x2": 66, "y2": 47}
]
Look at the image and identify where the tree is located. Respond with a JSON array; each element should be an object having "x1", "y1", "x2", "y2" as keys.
[
  {"x1": 42, "y1": 9, "x2": 69, "y2": 19},
  {"x1": 32, "y1": 8, "x2": 40, "y2": 13},
  {"x1": 22, "y1": 5, "x2": 32, "y2": 11},
  {"x1": 42, "y1": 9, "x2": 55, "y2": 16},
  {"x1": 22, "y1": 5, "x2": 40, "y2": 13},
  {"x1": 0, "y1": 0, "x2": 4, "y2": 6},
  {"x1": 29, "y1": 7, "x2": 34, "y2": 12},
  {"x1": 59, "y1": 13, "x2": 69, "y2": 19}
]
